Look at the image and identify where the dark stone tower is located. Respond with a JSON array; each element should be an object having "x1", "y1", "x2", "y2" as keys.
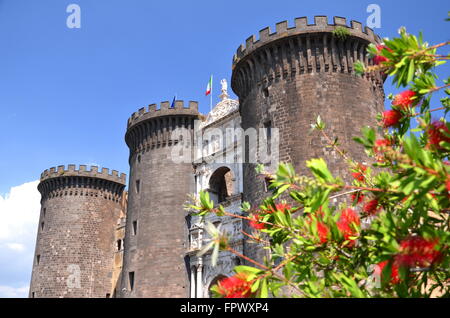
[
  {"x1": 120, "y1": 101, "x2": 199, "y2": 297},
  {"x1": 231, "y1": 16, "x2": 385, "y2": 261},
  {"x1": 29, "y1": 165, "x2": 127, "y2": 298}
]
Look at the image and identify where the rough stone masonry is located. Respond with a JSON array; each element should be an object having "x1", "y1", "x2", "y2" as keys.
[{"x1": 29, "y1": 15, "x2": 385, "y2": 298}]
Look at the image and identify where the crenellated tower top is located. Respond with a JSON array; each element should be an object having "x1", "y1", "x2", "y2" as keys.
[
  {"x1": 40, "y1": 164, "x2": 127, "y2": 185},
  {"x1": 127, "y1": 100, "x2": 199, "y2": 129},
  {"x1": 125, "y1": 100, "x2": 200, "y2": 157},
  {"x1": 231, "y1": 16, "x2": 384, "y2": 100},
  {"x1": 232, "y1": 16, "x2": 382, "y2": 67}
]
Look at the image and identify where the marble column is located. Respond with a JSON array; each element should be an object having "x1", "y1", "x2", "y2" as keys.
[
  {"x1": 196, "y1": 260, "x2": 203, "y2": 298},
  {"x1": 190, "y1": 266, "x2": 196, "y2": 298}
]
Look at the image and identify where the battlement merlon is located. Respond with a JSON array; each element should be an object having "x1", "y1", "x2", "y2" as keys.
[
  {"x1": 127, "y1": 100, "x2": 200, "y2": 130},
  {"x1": 232, "y1": 16, "x2": 383, "y2": 68},
  {"x1": 40, "y1": 164, "x2": 127, "y2": 185}
]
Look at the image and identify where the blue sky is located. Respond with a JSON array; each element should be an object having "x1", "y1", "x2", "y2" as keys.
[{"x1": 0, "y1": 0, "x2": 448, "y2": 297}]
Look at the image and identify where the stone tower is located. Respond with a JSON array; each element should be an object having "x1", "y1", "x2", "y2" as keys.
[
  {"x1": 29, "y1": 165, "x2": 127, "y2": 298},
  {"x1": 120, "y1": 101, "x2": 199, "y2": 297},
  {"x1": 231, "y1": 16, "x2": 385, "y2": 260}
]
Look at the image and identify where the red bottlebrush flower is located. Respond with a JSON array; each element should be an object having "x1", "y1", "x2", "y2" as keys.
[
  {"x1": 373, "y1": 139, "x2": 392, "y2": 162},
  {"x1": 363, "y1": 199, "x2": 380, "y2": 216},
  {"x1": 351, "y1": 164, "x2": 367, "y2": 182},
  {"x1": 427, "y1": 121, "x2": 450, "y2": 149},
  {"x1": 392, "y1": 90, "x2": 416, "y2": 110},
  {"x1": 373, "y1": 45, "x2": 391, "y2": 65},
  {"x1": 216, "y1": 273, "x2": 254, "y2": 298},
  {"x1": 374, "y1": 55, "x2": 388, "y2": 65},
  {"x1": 275, "y1": 203, "x2": 291, "y2": 213},
  {"x1": 249, "y1": 214, "x2": 265, "y2": 230},
  {"x1": 307, "y1": 208, "x2": 329, "y2": 244},
  {"x1": 382, "y1": 109, "x2": 403, "y2": 128},
  {"x1": 316, "y1": 221, "x2": 329, "y2": 244},
  {"x1": 351, "y1": 192, "x2": 364, "y2": 204},
  {"x1": 351, "y1": 172, "x2": 365, "y2": 182},
  {"x1": 263, "y1": 202, "x2": 291, "y2": 214},
  {"x1": 376, "y1": 260, "x2": 401, "y2": 285},
  {"x1": 337, "y1": 208, "x2": 360, "y2": 247},
  {"x1": 446, "y1": 178, "x2": 450, "y2": 197},
  {"x1": 395, "y1": 236, "x2": 443, "y2": 268},
  {"x1": 374, "y1": 139, "x2": 391, "y2": 153},
  {"x1": 340, "y1": 208, "x2": 360, "y2": 226}
]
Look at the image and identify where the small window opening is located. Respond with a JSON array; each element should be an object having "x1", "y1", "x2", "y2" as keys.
[
  {"x1": 132, "y1": 221, "x2": 138, "y2": 236},
  {"x1": 135, "y1": 180, "x2": 140, "y2": 193},
  {"x1": 129, "y1": 272, "x2": 135, "y2": 291}
]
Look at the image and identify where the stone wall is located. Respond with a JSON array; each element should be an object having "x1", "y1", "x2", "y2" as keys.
[
  {"x1": 120, "y1": 101, "x2": 199, "y2": 297},
  {"x1": 231, "y1": 16, "x2": 385, "y2": 264},
  {"x1": 29, "y1": 165, "x2": 126, "y2": 298}
]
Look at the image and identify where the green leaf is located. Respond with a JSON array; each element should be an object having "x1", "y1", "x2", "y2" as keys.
[
  {"x1": 251, "y1": 278, "x2": 261, "y2": 293},
  {"x1": 199, "y1": 191, "x2": 214, "y2": 210},
  {"x1": 306, "y1": 158, "x2": 334, "y2": 184},
  {"x1": 407, "y1": 60, "x2": 415, "y2": 84},
  {"x1": 234, "y1": 266, "x2": 263, "y2": 275},
  {"x1": 354, "y1": 60, "x2": 366, "y2": 77},
  {"x1": 273, "y1": 184, "x2": 291, "y2": 199},
  {"x1": 260, "y1": 278, "x2": 269, "y2": 298}
]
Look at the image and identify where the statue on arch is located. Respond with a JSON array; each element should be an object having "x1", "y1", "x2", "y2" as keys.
[{"x1": 220, "y1": 79, "x2": 229, "y2": 100}]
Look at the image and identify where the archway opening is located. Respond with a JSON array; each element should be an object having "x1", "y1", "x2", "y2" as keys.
[{"x1": 209, "y1": 167, "x2": 233, "y2": 204}]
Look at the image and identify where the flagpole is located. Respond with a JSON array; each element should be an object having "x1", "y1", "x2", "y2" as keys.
[{"x1": 210, "y1": 75, "x2": 213, "y2": 112}]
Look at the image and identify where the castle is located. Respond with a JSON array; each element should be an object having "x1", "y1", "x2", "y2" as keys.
[{"x1": 28, "y1": 16, "x2": 385, "y2": 298}]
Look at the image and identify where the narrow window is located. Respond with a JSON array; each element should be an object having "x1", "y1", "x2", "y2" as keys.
[
  {"x1": 106, "y1": 293, "x2": 111, "y2": 298},
  {"x1": 43, "y1": 208, "x2": 46, "y2": 218},
  {"x1": 40, "y1": 222, "x2": 45, "y2": 231},
  {"x1": 129, "y1": 272, "x2": 135, "y2": 291},
  {"x1": 117, "y1": 239, "x2": 122, "y2": 251},
  {"x1": 137, "y1": 155, "x2": 141, "y2": 163},
  {"x1": 132, "y1": 221, "x2": 138, "y2": 236},
  {"x1": 36, "y1": 255, "x2": 40, "y2": 265},
  {"x1": 264, "y1": 121, "x2": 272, "y2": 155},
  {"x1": 135, "y1": 180, "x2": 140, "y2": 193},
  {"x1": 31, "y1": 292, "x2": 35, "y2": 298},
  {"x1": 263, "y1": 87, "x2": 269, "y2": 98}
]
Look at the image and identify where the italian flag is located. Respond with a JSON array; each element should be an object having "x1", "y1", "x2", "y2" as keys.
[{"x1": 205, "y1": 75, "x2": 213, "y2": 96}]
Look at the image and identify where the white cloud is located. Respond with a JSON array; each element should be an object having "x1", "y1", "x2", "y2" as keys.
[
  {"x1": 0, "y1": 180, "x2": 40, "y2": 242},
  {"x1": 0, "y1": 180, "x2": 40, "y2": 298},
  {"x1": 5, "y1": 243, "x2": 26, "y2": 252},
  {"x1": 0, "y1": 285, "x2": 29, "y2": 298}
]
